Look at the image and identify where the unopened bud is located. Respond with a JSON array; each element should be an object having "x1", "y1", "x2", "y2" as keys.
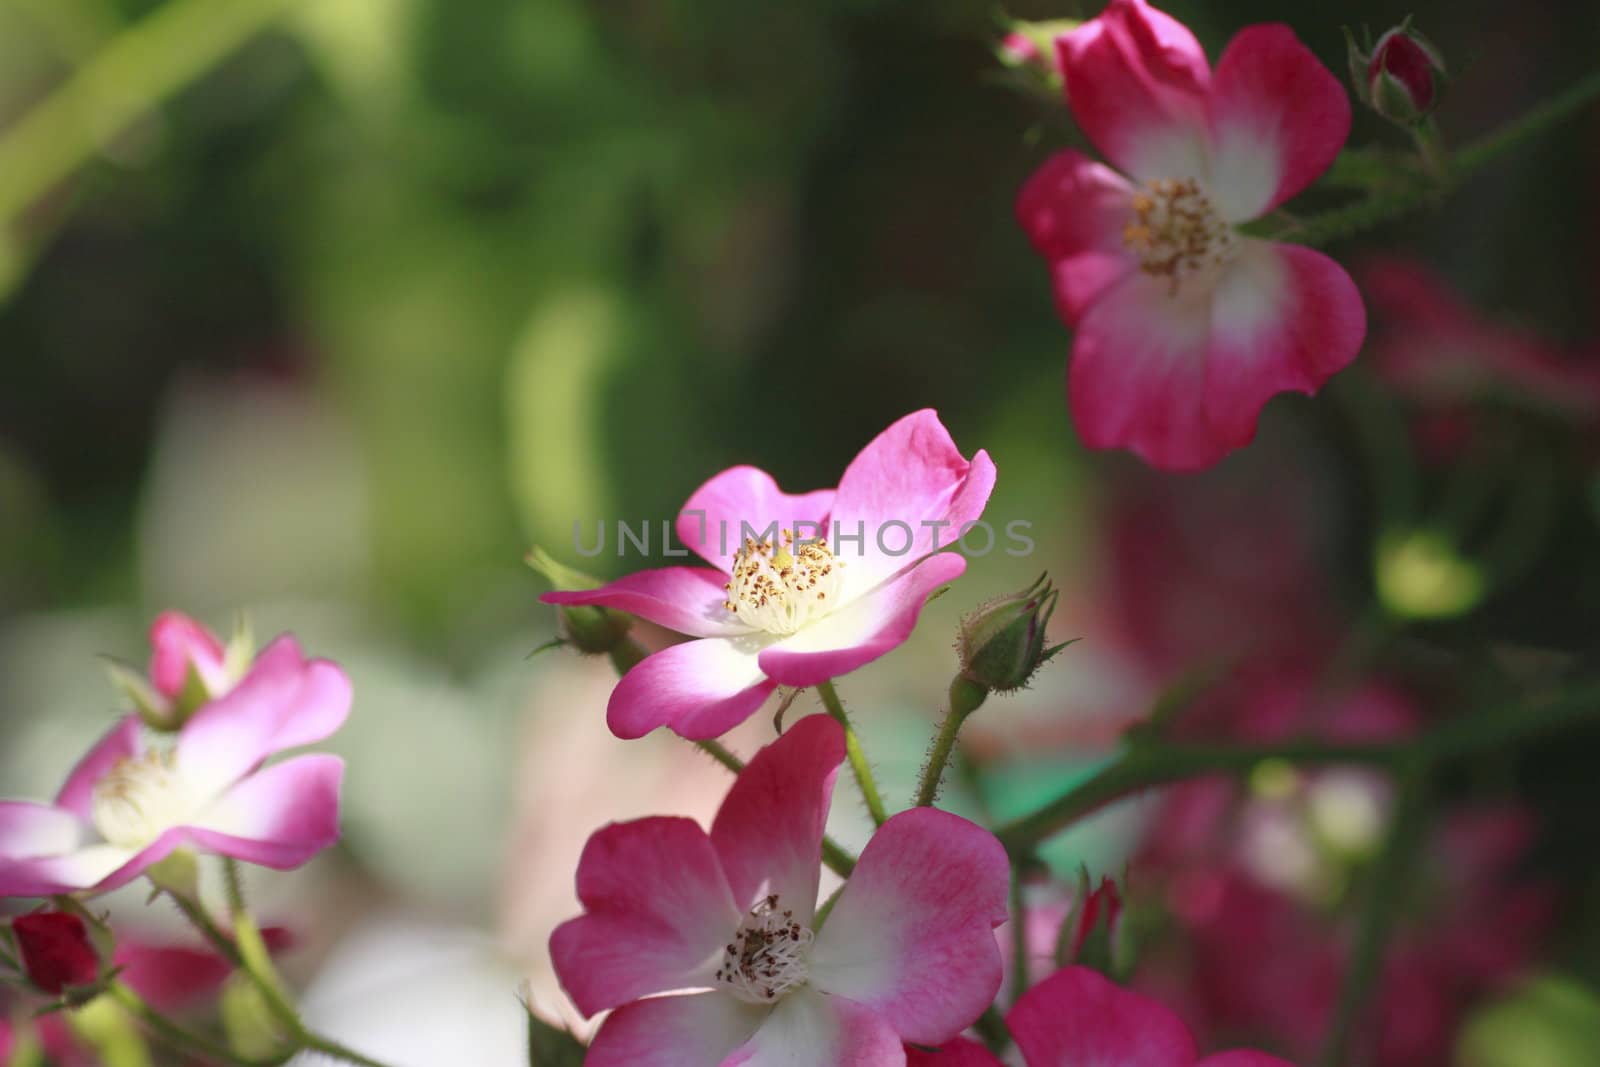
[
  {"x1": 1056, "y1": 870, "x2": 1129, "y2": 978},
  {"x1": 957, "y1": 573, "x2": 1070, "y2": 694},
  {"x1": 119, "y1": 613, "x2": 254, "y2": 730},
  {"x1": 526, "y1": 546, "x2": 633, "y2": 655},
  {"x1": 1348, "y1": 23, "x2": 1445, "y2": 125},
  {"x1": 11, "y1": 912, "x2": 101, "y2": 996},
  {"x1": 996, "y1": 18, "x2": 1079, "y2": 95}
]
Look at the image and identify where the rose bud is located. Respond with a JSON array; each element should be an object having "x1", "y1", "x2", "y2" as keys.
[
  {"x1": 11, "y1": 912, "x2": 101, "y2": 995},
  {"x1": 526, "y1": 545, "x2": 634, "y2": 657},
  {"x1": 1349, "y1": 22, "x2": 1446, "y2": 125},
  {"x1": 957, "y1": 573, "x2": 1071, "y2": 694}
]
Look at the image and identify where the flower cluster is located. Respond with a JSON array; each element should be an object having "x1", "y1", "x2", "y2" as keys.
[{"x1": 0, "y1": 613, "x2": 351, "y2": 1061}]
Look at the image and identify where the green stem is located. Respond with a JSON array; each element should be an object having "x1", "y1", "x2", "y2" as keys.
[
  {"x1": 997, "y1": 682, "x2": 1600, "y2": 855},
  {"x1": 169, "y1": 890, "x2": 244, "y2": 966},
  {"x1": 109, "y1": 981, "x2": 284, "y2": 1067},
  {"x1": 817, "y1": 680, "x2": 889, "y2": 827},
  {"x1": 0, "y1": 0, "x2": 307, "y2": 232},
  {"x1": 1291, "y1": 68, "x2": 1600, "y2": 247},
  {"x1": 1451, "y1": 68, "x2": 1600, "y2": 177},
  {"x1": 223, "y1": 861, "x2": 301, "y2": 1036},
  {"x1": 220, "y1": 861, "x2": 404, "y2": 1067},
  {"x1": 1317, "y1": 764, "x2": 1429, "y2": 1067},
  {"x1": 1008, "y1": 865, "x2": 1028, "y2": 1003},
  {"x1": 914, "y1": 679, "x2": 987, "y2": 808},
  {"x1": 694, "y1": 739, "x2": 744, "y2": 774}
]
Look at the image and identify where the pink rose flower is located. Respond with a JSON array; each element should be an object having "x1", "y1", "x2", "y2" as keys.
[
  {"x1": 550, "y1": 715, "x2": 1010, "y2": 1066},
  {"x1": 0, "y1": 633, "x2": 349, "y2": 896},
  {"x1": 1017, "y1": 0, "x2": 1365, "y2": 470},
  {"x1": 544, "y1": 409, "x2": 995, "y2": 739},
  {"x1": 908, "y1": 966, "x2": 1295, "y2": 1066}
]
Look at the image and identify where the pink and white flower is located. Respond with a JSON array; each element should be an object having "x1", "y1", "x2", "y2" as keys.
[
  {"x1": 0, "y1": 633, "x2": 349, "y2": 897},
  {"x1": 550, "y1": 714, "x2": 1010, "y2": 1066},
  {"x1": 1017, "y1": 0, "x2": 1365, "y2": 470},
  {"x1": 907, "y1": 966, "x2": 1294, "y2": 1066},
  {"x1": 543, "y1": 410, "x2": 995, "y2": 739}
]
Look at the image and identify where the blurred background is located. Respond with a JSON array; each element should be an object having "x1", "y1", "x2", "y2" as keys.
[{"x1": 2, "y1": 0, "x2": 1600, "y2": 1064}]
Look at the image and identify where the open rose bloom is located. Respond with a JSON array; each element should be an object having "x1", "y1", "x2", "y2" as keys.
[
  {"x1": 908, "y1": 966, "x2": 1293, "y2": 1067},
  {"x1": 1017, "y1": 0, "x2": 1365, "y2": 470},
  {"x1": 544, "y1": 409, "x2": 995, "y2": 739},
  {"x1": 551, "y1": 715, "x2": 1010, "y2": 1066},
  {"x1": 0, "y1": 627, "x2": 348, "y2": 896}
]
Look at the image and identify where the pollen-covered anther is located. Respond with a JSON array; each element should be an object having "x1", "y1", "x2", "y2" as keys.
[
  {"x1": 90, "y1": 749, "x2": 196, "y2": 849},
  {"x1": 722, "y1": 529, "x2": 845, "y2": 635},
  {"x1": 714, "y1": 894, "x2": 814, "y2": 1005},
  {"x1": 1122, "y1": 177, "x2": 1236, "y2": 292}
]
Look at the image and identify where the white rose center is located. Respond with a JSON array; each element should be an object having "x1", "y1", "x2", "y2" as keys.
[{"x1": 724, "y1": 530, "x2": 844, "y2": 635}]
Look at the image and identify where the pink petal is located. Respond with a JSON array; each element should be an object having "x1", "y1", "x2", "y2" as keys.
[
  {"x1": 1060, "y1": 0, "x2": 1211, "y2": 183},
  {"x1": 148, "y1": 612, "x2": 229, "y2": 698},
  {"x1": 826, "y1": 411, "x2": 995, "y2": 601},
  {"x1": 1207, "y1": 25, "x2": 1351, "y2": 221},
  {"x1": 542, "y1": 567, "x2": 752, "y2": 638},
  {"x1": 176, "y1": 636, "x2": 352, "y2": 798},
  {"x1": 710, "y1": 715, "x2": 845, "y2": 923},
  {"x1": 1202, "y1": 241, "x2": 1365, "y2": 450},
  {"x1": 1, "y1": 837, "x2": 171, "y2": 896},
  {"x1": 187, "y1": 754, "x2": 344, "y2": 869},
  {"x1": 607, "y1": 637, "x2": 778, "y2": 740},
  {"x1": 550, "y1": 817, "x2": 740, "y2": 1017},
  {"x1": 54, "y1": 715, "x2": 143, "y2": 821},
  {"x1": 585, "y1": 993, "x2": 766, "y2": 1067},
  {"x1": 1007, "y1": 966, "x2": 1199, "y2": 1067},
  {"x1": 1016, "y1": 150, "x2": 1141, "y2": 324},
  {"x1": 1197, "y1": 1055, "x2": 1298, "y2": 1067},
  {"x1": 114, "y1": 941, "x2": 234, "y2": 1012},
  {"x1": 1068, "y1": 269, "x2": 1221, "y2": 471},
  {"x1": 905, "y1": 1038, "x2": 1005, "y2": 1067},
  {"x1": 758, "y1": 551, "x2": 966, "y2": 688},
  {"x1": 0, "y1": 802, "x2": 84, "y2": 861},
  {"x1": 723, "y1": 989, "x2": 905, "y2": 1067},
  {"x1": 676, "y1": 465, "x2": 837, "y2": 573},
  {"x1": 808, "y1": 808, "x2": 1009, "y2": 1046}
]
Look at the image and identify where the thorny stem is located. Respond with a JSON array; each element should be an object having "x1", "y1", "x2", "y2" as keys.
[{"x1": 817, "y1": 680, "x2": 889, "y2": 827}]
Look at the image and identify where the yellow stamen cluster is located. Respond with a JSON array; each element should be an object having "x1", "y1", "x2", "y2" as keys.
[
  {"x1": 1122, "y1": 177, "x2": 1235, "y2": 292},
  {"x1": 724, "y1": 529, "x2": 844, "y2": 634}
]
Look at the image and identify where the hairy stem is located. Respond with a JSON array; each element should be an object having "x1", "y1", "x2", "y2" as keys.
[
  {"x1": 817, "y1": 680, "x2": 889, "y2": 826},
  {"x1": 914, "y1": 679, "x2": 987, "y2": 808}
]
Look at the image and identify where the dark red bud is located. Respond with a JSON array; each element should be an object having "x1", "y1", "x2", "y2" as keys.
[{"x1": 13, "y1": 912, "x2": 101, "y2": 994}]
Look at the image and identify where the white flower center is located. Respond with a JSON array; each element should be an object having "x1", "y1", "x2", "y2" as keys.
[
  {"x1": 91, "y1": 750, "x2": 197, "y2": 849},
  {"x1": 1122, "y1": 177, "x2": 1236, "y2": 292},
  {"x1": 724, "y1": 530, "x2": 844, "y2": 635},
  {"x1": 715, "y1": 895, "x2": 814, "y2": 1004}
]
